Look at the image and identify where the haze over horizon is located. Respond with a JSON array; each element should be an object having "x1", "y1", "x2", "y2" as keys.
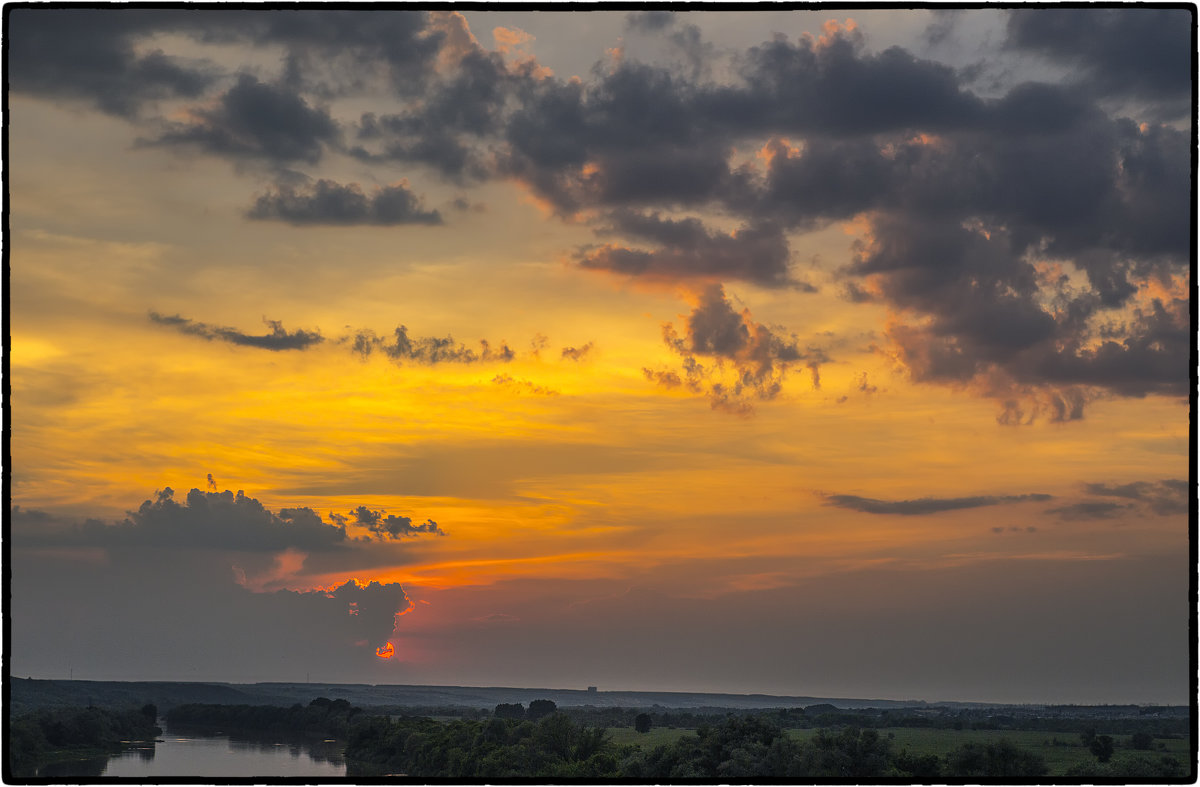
[{"x1": 7, "y1": 7, "x2": 1192, "y2": 707}]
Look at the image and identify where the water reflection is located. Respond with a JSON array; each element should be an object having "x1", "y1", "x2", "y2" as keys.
[
  {"x1": 221, "y1": 732, "x2": 345, "y2": 766},
  {"x1": 37, "y1": 725, "x2": 347, "y2": 778}
]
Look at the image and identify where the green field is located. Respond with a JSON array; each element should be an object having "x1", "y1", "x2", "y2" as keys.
[
  {"x1": 606, "y1": 726, "x2": 694, "y2": 748},
  {"x1": 607, "y1": 725, "x2": 1191, "y2": 776}
]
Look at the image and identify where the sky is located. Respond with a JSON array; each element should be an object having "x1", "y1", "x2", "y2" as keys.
[{"x1": 6, "y1": 6, "x2": 1193, "y2": 705}]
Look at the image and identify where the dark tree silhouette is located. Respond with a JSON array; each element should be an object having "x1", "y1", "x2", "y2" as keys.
[
  {"x1": 527, "y1": 699, "x2": 557, "y2": 721},
  {"x1": 1090, "y1": 735, "x2": 1115, "y2": 763},
  {"x1": 634, "y1": 713, "x2": 652, "y2": 733},
  {"x1": 1130, "y1": 731, "x2": 1153, "y2": 750}
]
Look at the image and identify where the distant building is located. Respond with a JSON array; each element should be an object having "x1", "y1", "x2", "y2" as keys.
[{"x1": 587, "y1": 686, "x2": 597, "y2": 693}]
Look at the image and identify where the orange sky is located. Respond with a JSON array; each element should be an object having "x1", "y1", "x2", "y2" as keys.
[{"x1": 7, "y1": 8, "x2": 1193, "y2": 704}]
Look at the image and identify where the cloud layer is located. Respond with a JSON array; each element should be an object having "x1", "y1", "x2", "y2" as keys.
[{"x1": 12, "y1": 9, "x2": 1185, "y2": 416}]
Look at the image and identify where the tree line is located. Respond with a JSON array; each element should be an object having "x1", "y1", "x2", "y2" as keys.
[
  {"x1": 341, "y1": 710, "x2": 1179, "y2": 779},
  {"x1": 8, "y1": 704, "x2": 160, "y2": 777},
  {"x1": 166, "y1": 697, "x2": 363, "y2": 738}
]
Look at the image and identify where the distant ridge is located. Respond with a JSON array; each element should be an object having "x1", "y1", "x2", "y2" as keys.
[
  {"x1": 11, "y1": 678, "x2": 1182, "y2": 716},
  {"x1": 9, "y1": 677, "x2": 933, "y2": 714}
]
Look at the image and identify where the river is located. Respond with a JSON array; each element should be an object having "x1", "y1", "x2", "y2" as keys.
[{"x1": 36, "y1": 724, "x2": 347, "y2": 779}]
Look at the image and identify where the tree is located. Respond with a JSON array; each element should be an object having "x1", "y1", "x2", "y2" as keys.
[
  {"x1": 944, "y1": 740, "x2": 1049, "y2": 778},
  {"x1": 494, "y1": 703, "x2": 525, "y2": 720},
  {"x1": 893, "y1": 749, "x2": 942, "y2": 779},
  {"x1": 635, "y1": 713, "x2": 652, "y2": 734},
  {"x1": 1089, "y1": 735, "x2": 1115, "y2": 763},
  {"x1": 1130, "y1": 731, "x2": 1154, "y2": 750},
  {"x1": 527, "y1": 699, "x2": 557, "y2": 721}
]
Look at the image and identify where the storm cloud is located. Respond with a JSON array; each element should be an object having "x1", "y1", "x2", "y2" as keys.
[{"x1": 826, "y1": 492, "x2": 1054, "y2": 516}]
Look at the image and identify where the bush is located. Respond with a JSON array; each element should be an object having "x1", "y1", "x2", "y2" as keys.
[{"x1": 944, "y1": 739, "x2": 1049, "y2": 779}]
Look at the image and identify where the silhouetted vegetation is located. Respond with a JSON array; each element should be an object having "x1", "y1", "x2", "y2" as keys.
[
  {"x1": 8, "y1": 705, "x2": 161, "y2": 777},
  {"x1": 344, "y1": 713, "x2": 944, "y2": 778},
  {"x1": 494, "y1": 702, "x2": 525, "y2": 720},
  {"x1": 166, "y1": 698, "x2": 363, "y2": 738},
  {"x1": 1065, "y1": 753, "x2": 1186, "y2": 779},
  {"x1": 526, "y1": 699, "x2": 557, "y2": 720},
  {"x1": 943, "y1": 739, "x2": 1050, "y2": 778},
  {"x1": 340, "y1": 709, "x2": 1197, "y2": 779},
  {"x1": 1089, "y1": 733, "x2": 1116, "y2": 763},
  {"x1": 345, "y1": 712, "x2": 617, "y2": 777},
  {"x1": 10, "y1": 682, "x2": 1189, "y2": 780}
]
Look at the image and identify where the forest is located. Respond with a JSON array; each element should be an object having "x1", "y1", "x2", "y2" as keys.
[
  {"x1": 7, "y1": 705, "x2": 161, "y2": 777},
  {"x1": 8, "y1": 696, "x2": 1191, "y2": 780},
  {"x1": 341, "y1": 708, "x2": 1189, "y2": 779}
]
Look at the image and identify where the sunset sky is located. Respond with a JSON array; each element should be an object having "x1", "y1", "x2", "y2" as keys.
[{"x1": 7, "y1": 6, "x2": 1193, "y2": 705}]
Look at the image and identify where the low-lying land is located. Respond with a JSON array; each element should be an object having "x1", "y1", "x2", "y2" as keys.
[{"x1": 7, "y1": 679, "x2": 1193, "y2": 781}]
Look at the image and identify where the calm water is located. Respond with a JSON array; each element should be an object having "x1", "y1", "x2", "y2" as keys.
[{"x1": 37, "y1": 724, "x2": 347, "y2": 779}]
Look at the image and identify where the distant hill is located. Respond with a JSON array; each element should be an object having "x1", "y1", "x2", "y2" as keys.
[{"x1": 10, "y1": 678, "x2": 1187, "y2": 719}]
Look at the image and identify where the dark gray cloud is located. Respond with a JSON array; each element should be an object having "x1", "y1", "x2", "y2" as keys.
[
  {"x1": 15, "y1": 488, "x2": 448, "y2": 553},
  {"x1": 1083, "y1": 480, "x2": 1189, "y2": 516},
  {"x1": 11, "y1": 546, "x2": 411, "y2": 680},
  {"x1": 1006, "y1": 8, "x2": 1192, "y2": 117},
  {"x1": 826, "y1": 492, "x2": 1053, "y2": 516},
  {"x1": 625, "y1": 11, "x2": 677, "y2": 33},
  {"x1": 150, "y1": 312, "x2": 324, "y2": 351},
  {"x1": 642, "y1": 368, "x2": 683, "y2": 389},
  {"x1": 348, "y1": 506, "x2": 445, "y2": 540},
  {"x1": 727, "y1": 24, "x2": 987, "y2": 137},
  {"x1": 499, "y1": 61, "x2": 743, "y2": 216},
  {"x1": 1046, "y1": 501, "x2": 1130, "y2": 522},
  {"x1": 247, "y1": 179, "x2": 442, "y2": 226},
  {"x1": 349, "y1": 326, "x2": 515, "y2": 365},
  {"x1": 648, "y1": 284, "x2": 826, "y2": 413},
  {"x1": 347, "y1": 37, "x2": 510, "y2": 181},
  {"x1": 581, "y1": 211, "x2": 808, "y2": 289},
  {"x1": 147, "y1": 74, "x2": 338, "y2": 164},
  {"x1": 851, "y1": 211, "x2": 1189, "y2": 407},
  {"x1": 560, "y1": 343, "x2": 594, "y2": 361},
  {"x1": 491, "y1": 374, "x2": 559, "y2": 397},
  {"x1": 12, "y1": 9, "x2": 1190, "y2": 414},
  {"x1": 990, "y1": 525, "x2": 1038, "y2": 535},
  {"x1": 243, "y1": 9, "x2": 440, "y2": 96},
  {"x1": 7, "y1": 8, "x2": 218, "y2": 117},
  {"x1": 16, "y1": 487, "x2": 349, "y2": 552},
  {"x1": 8, "y1": 8, "x2": 443, "y2": 110},
  {"x1": 153, "y1": 313, "x2": 524, "y2": 365}
]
